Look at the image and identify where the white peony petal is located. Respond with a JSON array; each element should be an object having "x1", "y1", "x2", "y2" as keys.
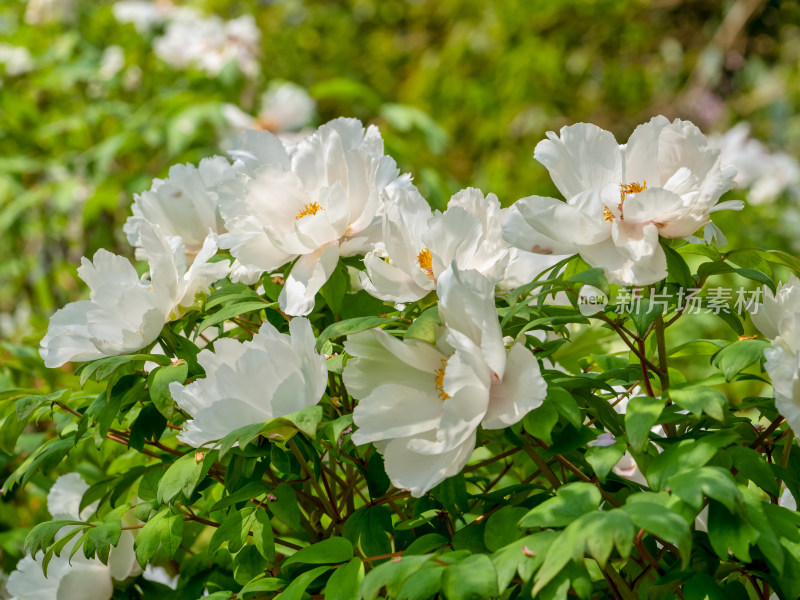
[
  {"x1": 483, "y1": 343, "x2": 547, "y2": 429},
  {"x1": 279, "y1": 243, "x2": 340, "y2": 316}
]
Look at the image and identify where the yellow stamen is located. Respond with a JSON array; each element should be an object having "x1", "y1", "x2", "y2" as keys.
[
  {"x1": 603, "y1": 180, "x2": 646, "y2": 222},
  {"x1": 417, "y1": 248, "x2": 435, "y2": 280},
  {"x1": 296, "y1": 202, "x2": 323, "y2": 220},
  {"x1": 434, "y1": 358, "x2": 450, "y2": 401}
]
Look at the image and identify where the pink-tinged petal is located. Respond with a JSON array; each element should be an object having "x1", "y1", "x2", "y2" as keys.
[
  {"x1": 383, "y1": 432, "x2": 476, "y2": 497},
  {"x1": 610, "y1": 221, "x2": 659, "y2": 262},
  {"x1": 351, "y1": 382, "x2": 444, "y2": 445},
  {"x1": 279, "y1": 244, "x2": 340, "y2": 316},
  {"x1": 578, "y1": 238, "x2": 667, "y2": 286},
  {"x1": 483, "y1": 343, "x2": 547, "y2": 429},
  {"x1": 534, "y1": 123, "x2": 621, "y2": 200}
]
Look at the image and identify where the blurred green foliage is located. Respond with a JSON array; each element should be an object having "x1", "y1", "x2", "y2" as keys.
[{"x1": 1, "y1": 0, "x2": 800, "y2": 576}]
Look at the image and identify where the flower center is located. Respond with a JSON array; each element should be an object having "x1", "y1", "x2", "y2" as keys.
[
  {"x1": 417, "y1": 248, "x2": 435, "y2": 280},
  {"x1": 296, "y1": 202, "x2": 324, "y2": 220},
  {"x1": 434, "y1": 358, "x2": 450, "y2": 401},
  {"x1": 603, "y1": 181, "x2": 646, "y2": 222}
]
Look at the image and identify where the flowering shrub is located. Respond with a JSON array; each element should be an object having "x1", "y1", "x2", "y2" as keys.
[{"x1": 4, "y1": 114, "x2": 800, "y2": 600}]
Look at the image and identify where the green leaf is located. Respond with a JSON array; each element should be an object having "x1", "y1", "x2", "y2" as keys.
[
  {"x1": 523, "y1": 400, "x2": 559, "y2": 444},
  {"x1": 283, "y1": 537, "x2": 353, "y2": 567},
  {"x1": 441, "y1": 554, "x2": 498, "y2": 600},
  {"x1": 624, "y1": 395, "x2": 663, "y2": 452},
  {"x1": 519, "y1": 482, "x2": 602, "y2": 528},
  {"x1": 683, "y1": 575, "x2": 728, "y2": 600},
  {"x1": 342, "y1": 506, "x2": 392, "y2": 558},
  {"x1": 211, "y1": 481, "x2": 269, "y2": 512},
  {"x1": 623, "y1": 501, "x2": 691, "y2": 567},
  {"x1": 270, "y1": 405, "x2": 324, "y2": 439},
  {"x1": 253, "y1": 509, "x2": 276, "y2": 564},
  {"x1": 707, "y1": 500, "x2": 758, "y2": 562},
  {"x1": 483, "y1": 506, "x2": 527, "y2": 552},
  {"x1": 668, "y1": 385, "x2": 727, "y2": 422},
  {"x1": 316, "y1": 316, "x2": 396, "y2": 351},
  {"x1": 209, "y1": 507, "x2": 257, "y2": 555},
  {"x1": 238, "y1": 577, "x2": 283, "y2": 598},
  {"x1": 234, "y1": 545, "x2": 266, "y2": 585},
  {"x1": 585, "y1": 438, "x2": 626, "y2": 482},
  {"x1": 15, "y1": 389, "x2": 69, "y2": 421},
  {"x1": 157, "y1": 452, "x2": 206, "y2": 503},
  {"x1": 360, "y1": 556, "x2": 432, "y2": 600},
  {"x1": 324, "y1": 558, "x2": 363, "y2": 600},
  {"x1": 271, "y1": 483, "x2": 302, "y2": 531},
  {"x1": 25, "y1": 520, "x2": 83, "y2": 556},
  {"x1": 548, "y1": 387, "x2": 582, "y2": 429},
  {"x1": 397, "y1": 566, "x2": 444, "y2": 600},
  {"x1": 404, "y1": 306, "x2": 440, "y2": 344},
  {"x1": 147, "y1": 362, "x2": 188, "y2": 419},
  {"x1": 134, "y1": 509, "x2": 184, "y2": 567},
  {"x1": 580, "y1": 509, "x2": 635, "y2": 566},
  {"x1": 667, "y1": 467, "x2": 742, "y2": 512},
  {"x1": 274, "y1": 565, "x2": 332, "y2": 600},
  {"x1": 364, "y1": 451, "x2": 391, "y2": 499},
  {"x1": 726, "y1": 446, "x2": 779, "y2": 496},
  {"x1": 566, "y1": 268, "x2": 608, "y2": 294},
  {"x1": 712, "y1": 339, "x2": 771, "y2": 382},
  {"x1": 196, "y1": 301, "x2": 272, "y2": 335},
  {"x1": 663, "y1": 242, "x2": 694, "y2": 289},
  {"x1": 219, "y1": 421, "x2": 267, "y2": 459},
  {"x1": 320, "y1": 262, "x2": 348, "y2": 315},
  {"x1": 403, "y1": 533, "x2": 448, "y2": 555}
]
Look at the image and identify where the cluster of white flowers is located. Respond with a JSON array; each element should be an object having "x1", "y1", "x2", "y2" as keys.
[
  {"x1": 113, "y1": 1, "x2": 261, "y2": 77},
  {"x1": 6, "y1": 474, "x2": 139, "y2": 600},
  {"x1": 751, "y1": 276, "x2": 800, "y2": 432},
  {"x1": 503, "y1": 116, "x2": 742, "y2": 285},
  {"x1": 710, "y1": 123, "x2": 800, "y2": 205},
  {"x1": 41, "y1": 114, "x2": 742, "y2": 496}
]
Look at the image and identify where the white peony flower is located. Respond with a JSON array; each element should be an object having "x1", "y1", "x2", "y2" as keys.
[
  {"x1": 344, "y1": 264, "x2": 547, "y2": 496},
  {"x1": 169, "y1": 318, "x2": 327, "y2": 447},
  {"x1": 40, "y1": 222, "x2": 228, "y2": 368},
  {"x1": 710, "y1": 122, "x2": 800, "y2": 205},
  {"x1": 218, "y1": 118, "x2": 412, "y2": 315},
  {"x1": 153, "y1": 13, "x2": 261, "y2": 78},
  {"x1": 124, "y1": 156, "x2": 238, "y2": 260},
  {"x1": 222, "y1": 81, "x2": 316, "y2": 141},
  {"x1": 751, "y1": 276, "x2": 800, "y2": 434},
  {"x1": 503, "y1": 116, "x2": 739, "y2": 286},
  {"x1": 7, "y1": 474, "x2": 138, "y2": 600},
  {"x1": 360, "y1": 187, "x2": 509, "y2": 303},
  {"x1": 500, "y1": 248, "x2": 570, "y2": 290}
]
